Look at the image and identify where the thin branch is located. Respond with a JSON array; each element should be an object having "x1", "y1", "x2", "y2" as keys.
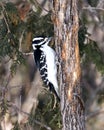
[
  {"x1": 85, "y1": 34, "x2": 96, "y2": 42},
  {"x1": 10, "y1": 102, "x2": 30, "y2": 116},
  {"x1": 86, "y1": 109, "x2": 104, "y2": 120},
  {"x1": 74, "y1": 93, "x2": 85, "y2": 110},
  {"x1": 34, "y1": 120, "x2": 52, "y2": 130},
  {"x1": 1, "y1": 2, "x2": 11, "y2": 33},
  {"x1": 5, "y1": 74, "x2": 12, "y2": 88},
  {"x1": 1, "y1": 11, "x2": 10, "y2": 33},
  {"x1": 22, "y1": 52, "x2": 33, "y2": 55},
  {"x1": 34, "y1": 0, "x2": 50, "y2": 13},
  {"x1": 19, "y1": 30, "x2": 25, "y2": 52},
  {"x1": 83, "y1": 6, "x2": 104, "y2": 11},
  {"x1": 10, "y1": 102, "x2": 52, "y2": 130},
  {"x1": 1, "y1": 2, "x2": 16, "y2": 48}
]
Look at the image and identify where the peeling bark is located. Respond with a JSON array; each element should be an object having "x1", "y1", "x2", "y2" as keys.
[{"x1": 52, "y1": 0, "x2": 85, "y2": 130}]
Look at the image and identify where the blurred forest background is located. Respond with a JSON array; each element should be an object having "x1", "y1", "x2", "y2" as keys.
[{"x1": 0, "y1": 0, "x2": 104, "y2": 130}]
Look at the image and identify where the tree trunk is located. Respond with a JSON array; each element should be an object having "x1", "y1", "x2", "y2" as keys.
[{"x1": 52, "y1": 0, "x2": 85, "y2": 130}]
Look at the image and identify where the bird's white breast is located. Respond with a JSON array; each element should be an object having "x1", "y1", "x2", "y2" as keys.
[
  {"x1": 40, "y1": 44, "x2": 59, "y2": 96},
  {"x1": 40, "y1": 45, "x2": 57, "y2": 83}
]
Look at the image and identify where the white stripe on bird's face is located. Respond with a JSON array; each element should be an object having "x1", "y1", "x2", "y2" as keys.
[
  {"x1": 32, "y1": 37, "x2": 51, "y2": 50},
  {"x1": 32, "y1": 37, "x2": 46, "y2": 47},
  {"x1": 32, "y1": 37, "x2": 44, "y2": 42},
  {"x1": 32, "y1": 44, "x2": 37, "y2": 50}
]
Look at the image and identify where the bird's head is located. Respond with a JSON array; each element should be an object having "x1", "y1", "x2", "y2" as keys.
[{"x1": 32, "y1": 37, "x2": 52, "y2": 50}]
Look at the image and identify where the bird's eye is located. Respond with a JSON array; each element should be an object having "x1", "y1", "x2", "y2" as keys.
[{"x1": 39, "y1": 39, "x2": 43, "y2": 42}]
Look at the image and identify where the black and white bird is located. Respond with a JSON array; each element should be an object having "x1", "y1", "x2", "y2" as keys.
[{"x1": 32, "y1": 37, "x2": 60, "y2": 100}]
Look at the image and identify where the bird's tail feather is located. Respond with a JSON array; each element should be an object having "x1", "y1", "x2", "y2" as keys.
[{"x1": 49, "y1": 82, "x2": 60, "y2": 101}]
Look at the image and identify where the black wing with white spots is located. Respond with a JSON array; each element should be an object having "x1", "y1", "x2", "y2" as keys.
[{"x1": 39, "y1": 52, "x2": 49, "y2": 86}]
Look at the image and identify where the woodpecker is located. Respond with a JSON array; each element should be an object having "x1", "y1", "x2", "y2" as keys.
[{"x1": 32, "y1": 37, "x2": 60, "y2": 100}]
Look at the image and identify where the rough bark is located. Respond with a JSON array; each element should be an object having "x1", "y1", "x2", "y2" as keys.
[{"x1": 52, "y1": 0, "x2": 85, "y2": 130}]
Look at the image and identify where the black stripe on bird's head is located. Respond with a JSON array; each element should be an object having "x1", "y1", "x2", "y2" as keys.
[{"x1": 32, "y1": 37, "x2": 52, "y2": 50}]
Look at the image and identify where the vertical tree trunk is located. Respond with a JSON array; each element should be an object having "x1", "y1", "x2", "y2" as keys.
[{"x1": 52, "y1": 0, "x2": 85, "y2": 130}]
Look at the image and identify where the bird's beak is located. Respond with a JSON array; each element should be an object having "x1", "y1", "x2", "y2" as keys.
[
  {"x1": 48, "y1": 37, "x2": 52, "y2": 42},
  {"x1": 45, "y1": 37, "x2": 52, "y2": 45}
]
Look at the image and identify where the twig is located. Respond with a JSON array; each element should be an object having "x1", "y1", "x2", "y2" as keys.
[
  {"x1": 1, "y1": 2, "x2": 11, "y2": 33},
  {"x1": 86, "y1": 109, "x2": 104, "y2": 120},
  {"x1": 34, "y1": 119, "x2": 52, "y2": 130},
  {"x1": 3, "y1": 57, "x2": 11, "y2": 64},
  {"x1": 22, "y1": 52, "x2": 33, "y2": 55},
  {"x1": 5, "y1": 74, "x2": 12, "y2": 88},
  {"x1": 8, "y1": 102, "x2": 52, "y2": 130},
  {"x1": 1, "y1": 2, "x2": 16, "y2": 47},
  {"x1": 85, "y1": 34, "x2": 96, "y2": 42},
  {"x1": 34, "y1": 0, "x2": 50, "y2": 13},
  {"x1": 10, "y1": 102, "x2": 30, "y2": 115},
  {"x1": 19, "y1": 30, "x2": 25, "y2": 52},
  {"x1": 83, "y1": 7, "x2": 104, "y2": 11},
  {"x1": 73, "y1": 93, "x2": 85, "y2": 110}
]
